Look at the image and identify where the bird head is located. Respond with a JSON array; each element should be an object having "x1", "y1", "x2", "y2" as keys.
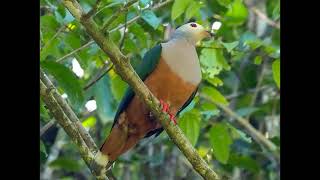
[{"x1": 171, "y1": 22, "x2": 214, "y2": 45}]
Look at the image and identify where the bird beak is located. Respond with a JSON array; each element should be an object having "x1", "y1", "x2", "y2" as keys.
[{"x1": 205, "y1": 30, "x2": 215, "y2": 38}]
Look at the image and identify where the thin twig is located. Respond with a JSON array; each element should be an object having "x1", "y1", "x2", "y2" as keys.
[
  {"x1": 201, "y1": 94, "x2": 279, "y2": 160},
  {"x1": 84, "y1": 64, "x2": 114, "y2": 91},
  {"x1": 119, "y1": 11, "x2": 128, "y2": 50},
  {"x1": 40, "y1": 120, "x2": 57, "y2": 137},
  {"x1": 40, "y1": 70, "x2": 98, "y2": 152},
  {"x1": 108, "y1": 0, "x2": 173, "y2": 32},
  {"x1": 56, "y1": 0, "x2": 172, "y2": 63},
  {"x1": 40, "y1": 79, "x2": 107, "y2": 179},
  {"x1": 251, "y1": 6, "x2": 280, "y2": 29},
  {"x1": 41, "y1": 25, "x2": 66, "y2": 51},
  {"x1": 246, "y1": 60, "x2": 266, "y2": 120},
  {"x1": 56, "y1": 40, "x2": 94, "y2": 63},
  {"x1": 85, "y1": 0, "x2": 102, "y2": 18},
  {"x1": 40, "y1": 110, "x2": 96, "y2": 137},
  {"x1": 101, "y1": 0, "x2": 138, "y2": 31}
]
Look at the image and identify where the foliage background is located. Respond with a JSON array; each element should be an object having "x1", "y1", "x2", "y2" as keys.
[{"x1": 40, "y1": 0, "x2": 280, "y2": 179}]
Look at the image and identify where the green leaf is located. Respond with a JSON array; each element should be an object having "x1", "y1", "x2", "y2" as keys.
[
  {"x1": 228, "y1": 153, "x2": 259, "y2": 173},
  {"x1": 40, "y1": 140, "x2": 47, "y2": 157},
  {"x1": 226, "y1": 123, "x2": 252, "y2": 143},
  {"x1": 272, "y1": 1, "x2": 280, "y2": 20},
  {"x1": 129, "y1": 23, "x2": 147, "y2": 48},
  {"x1": 224, "y1": 0, "x2": 248, "y2": 26},
  {"x1": 221, "y1": 41, "x2": 239, "y2": 52},
  {"x1": 200, "y1": 48, "x2": 230, "y2": 78},
  {"x1": 178, "y1": 109, "x2": 201, "y2": 146},
  {"x1": 185, "y1": 1, "x2": 201, "y2": 20},
  {"x1": 209, "y1": 122, "x2": 233, "y2": 164},
  {"x1": 65, "y1": 32, "x2": 81, "y2": 49},
  {"x1": 40, "y1": 98, "x2": 50, "y2": 121},
  {"x1": 141, "y1": 10, "x2": 161, "y2": 29},
  {"x1": 110, "y1": 74, "x2": 128, "y2": 102},
  {"x1": 82, "y1": 116, "x2": 97, "y2": 128},
  {"x1": 216, "y1": 0, "x2": 232, "y2": 7},
  {"x1": 254, "y1": 56, "x2": 262, "y2": 65},
  {"x1": 41, "y1": 61, "x2": 84, "y2": 111},
  {"x1": 206, "y1": 77, "x2": 224, "y2": 87},
  {"x1": 49, "y1": 157, "x2": 81, "y2": 172},
  {"x1": 139, "y1": 0, "x2": 151, "y2": 7},
  {"x1": 236, "y1": 107, "x2": 258, "y2": 117},
  {"x1": 93, "y1": 75, "x2": 116, "y2": 123},
  {"x1": 202, "y1": 86, "x2": 229, "y2": 105},
  {"x1": 41, "y1": 38, "x2": 61, "y2": 61},
  {"x1": 272, "y1": 59, "x2": 280, "y2": 88},
  {"x1": 171, "y1": 0, "x2": 192, "y2": 20}
]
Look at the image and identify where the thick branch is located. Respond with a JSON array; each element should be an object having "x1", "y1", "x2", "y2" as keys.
[
  {"x1": 40, "y1": 79, "x2": 107, "y2": 179},
  {"x1": 62, "y1": 0, "x2": 219, "y2": 179},
  {"x1": 40, "y1": 69, "x2": 98, "y2": 152}
]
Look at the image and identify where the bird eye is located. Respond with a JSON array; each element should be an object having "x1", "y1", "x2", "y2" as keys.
[{"x1": 190, "y1": 23, "x2": 197, "y2": 28}]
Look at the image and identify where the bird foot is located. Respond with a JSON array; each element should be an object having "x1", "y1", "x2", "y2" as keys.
[{"x1": 159, "y1": 100, "x2": 177, "y2": 125}]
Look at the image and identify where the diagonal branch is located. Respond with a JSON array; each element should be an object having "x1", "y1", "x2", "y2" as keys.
[
  {"x1": 62, "y1": 0, "x2": 219, "y2": 179},
  {"x1": 40, "y1": 76, "x2": 107, "y2": 179},
  {"x1": 40, "y1": 70, "x2": 98, "y2": 152},
  {"x1": 201, "y1": 94, "x2": 279, "y2": 161}
]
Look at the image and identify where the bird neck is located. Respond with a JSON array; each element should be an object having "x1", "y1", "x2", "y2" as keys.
[{"x1": 171, "y1": 32, "x2": 197, "y2": 46}]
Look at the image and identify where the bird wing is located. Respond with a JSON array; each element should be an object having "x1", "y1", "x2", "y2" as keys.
[
  {"x1": 144, "y1": 86, "x2": 199, "y2": 138},
  {"x1": 111, "y1": 44, "x2": 162, "y2": 128}
]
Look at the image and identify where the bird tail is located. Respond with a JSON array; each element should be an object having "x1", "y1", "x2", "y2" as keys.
[{"x1": 99, "y1": 112, "x2": 141, "y2": 161}]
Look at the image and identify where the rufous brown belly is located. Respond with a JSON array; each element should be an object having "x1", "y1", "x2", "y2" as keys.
[{"x1": 101, "y1": 57, "x2": 197, "y2": 161}]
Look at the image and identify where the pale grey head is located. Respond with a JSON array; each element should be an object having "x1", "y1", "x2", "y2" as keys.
[{"x1": 170, "y1": 22, "x2": 214, "y2": 45}]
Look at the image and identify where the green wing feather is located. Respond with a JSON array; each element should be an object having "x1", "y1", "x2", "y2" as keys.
[
  {"x1": 111, "y1": 43, "x2": 198, "y2": 138},
  {"x1": 111, "y1": 44, "x2": 162, "y2": 128}
]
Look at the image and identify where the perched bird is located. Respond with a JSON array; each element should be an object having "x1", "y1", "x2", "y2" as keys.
[{"x1": 96, "y1": 22, "x2": 214, "y2": 164}]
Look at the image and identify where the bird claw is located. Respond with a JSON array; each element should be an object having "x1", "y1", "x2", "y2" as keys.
[{"x1": 159, "y1": 100, "x2": 177, "y2": 125}]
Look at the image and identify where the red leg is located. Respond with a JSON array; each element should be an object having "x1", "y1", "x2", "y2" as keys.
[
  {"x1": 159, "y1": 100, "x2": 177, "y2": 125},
  {"x1": 169, "y1": 113, "x2": 177, "y2": 125}
]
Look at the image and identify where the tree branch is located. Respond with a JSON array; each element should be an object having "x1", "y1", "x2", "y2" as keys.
[
  {"x1": 40, "y1": 77, "x2": 107, "y2": 179},
  {"x1": 201, "y1": 94, "x2": 279, "y2": 160},
  {"x1": 61, "y1": 0, "x2": 219, "y2": 179},
  {"x1": 40, "y1": 70, "x2": 98, "y2": 152},
  {"x1": 40, "y1": 120, "x2": 57, "y2": 137},
  {"x1": 101, "y1": 0, "x2": 138, "y2": 31},
  {"x1": 84, "y1": 64, "x2": 114, "y2": 91},
  {"x1": 56, "y1": 0, "x2": 172, "y2": 63}
]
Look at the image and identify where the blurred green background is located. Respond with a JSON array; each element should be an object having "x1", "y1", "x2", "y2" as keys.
[{"x1": 40, "y1": 0, "x2": 280, "y2": 179}]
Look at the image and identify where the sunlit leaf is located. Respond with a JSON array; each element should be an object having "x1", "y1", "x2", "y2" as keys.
[
  {"x1": 171, "y1": 0, "x2": 192, "y2": 20},
  {"x1": 82, "y1": 116, "x2": 97, "y2": 128},
  {"x1": 49, "y1": 157, "x2": 81, "y2": 172},
  {"x1": 41, "y1": 61, "x2": 84, "y2": 111},
  {"x1": 254, "y1": 56, "x2": 262, "y2": 65},
  {"x1": 272, "y1": 59, "x2": 280, "y2": 88},
  {"x1": 141, "y1": 10, "x2": 161, "y2": 29},
  {"x1": 202, "y1": 86, "x2": 229, "y2": 105},
  {"x1": 179, "y1": 109, "x2": 201, "y2": 146},
  {"x1": 185, "y1": 1, "x2": 202, "y2": 20},
  {"x1": 221, "y1": 41, "x2": 239, "y2": 52},
  {"x1": 209, "y1": 122, "x2": 233, "y2": 164},
  {"x1": 224, "y1": 0, "x2": 248, "y2": 26},
  {"x1": 93, "y1": 75, "x2": 116, "y2": 123}
]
